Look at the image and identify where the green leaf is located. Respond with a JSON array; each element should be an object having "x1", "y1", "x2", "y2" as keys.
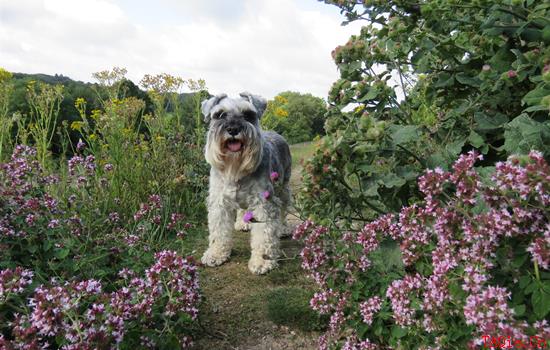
[
  {"x1": 381, "y1": 173, "x2": 406, "y2": 188},
  {"x1": 434, "y1": 73, "x2": 455, "y2": 88},
  {"x1": 391, "y1": 125, "x2": 419, "y2": 145},
  {"x1": 42, "y1": 240, "x2": 53, "y2": 252},
  {"x1": 514, "y1": 304, "x2": 526, "y2": 317},
  {"x1": 363, "y1": 182, "x2": 380, "y2": 197},
  {"x1": 512, "y1": 253, "x2": 528, "y2": 268},
  {"x1": 531, "y1": 288, "x2": 550, "y2": 319},
  {"x1": 522, "y1": 86, "x2": 550, "y2": 106},
  {"x1": 525, "y1": 281, "x2": 538, "y2": 295},
  {"x1": 519, "y1": 275, "x2": 532, "y2": 289},
  {"x1": 504, "y1": 115, "x2": 549, "y2": 154},
  {"x1": 446, "y1": 139, "x2": 465, "y2": 156},
  {"x1": 474, "y1": 112, "x2": 508, "y2": 131},
  {"x1": 374, "y1": 322, "x2": 384, "y2": 336},
  {"x1": 456, "y1": 72, "x2": 481, "y2": 87},
  {"x1": 523, "y1": 105, "x2": 549, "y2": 113},
  {"x1": 391, "y1": 326, "x2": 408, "y2": 338},
  {"x1": 55, "y1": 248, "x2": 70, "y2": 259},
  {"x1": 468, "y1": 130, "x2": 485, "y2": 148},
  {"x1": 365, "y1": 87, "x2": 380, "y2": 100}
]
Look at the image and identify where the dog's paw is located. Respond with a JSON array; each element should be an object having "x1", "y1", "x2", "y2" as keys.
[
  {"x1": 201, "y1": 248, "x2": 230, "y2": 267},
  {"x1": 248, "y1": 255, "x2": 278, "y2": 275},
  {"x1": 234, "y1": 220, "x2": 251, "y2": 232}
]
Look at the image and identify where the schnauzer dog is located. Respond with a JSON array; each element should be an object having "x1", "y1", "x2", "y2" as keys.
[{"x1": 200, "y1": 92, "x2": 291, "y2": 274}]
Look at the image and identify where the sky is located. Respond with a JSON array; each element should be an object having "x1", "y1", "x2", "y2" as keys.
[{"x1": 0, "y1": 0, "x2": 364, "y2": 99}]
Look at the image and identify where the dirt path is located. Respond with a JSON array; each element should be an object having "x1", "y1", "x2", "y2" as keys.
[{"x1": 191, "y1": 142, "x2": 319, "y2": 350}]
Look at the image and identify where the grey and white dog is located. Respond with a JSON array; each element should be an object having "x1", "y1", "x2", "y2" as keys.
[{"x1": 200, "y1": 92, "x2": 292, "y2": 274}]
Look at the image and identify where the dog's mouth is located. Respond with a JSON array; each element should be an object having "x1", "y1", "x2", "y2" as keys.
[{"x1": 225, "y1": 139, "x2": 244, "y2": 152}]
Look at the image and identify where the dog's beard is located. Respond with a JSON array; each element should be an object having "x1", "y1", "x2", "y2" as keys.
[{"x1": 205, "y1": 124, "x2": 263, "y2": 181}]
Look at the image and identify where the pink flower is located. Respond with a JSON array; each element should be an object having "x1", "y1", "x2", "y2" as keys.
[
  {"x1": 76, "y1": 139, "x2": 85, "y2": 151},
  {"x1": 507, "y1": 70, "x2": 517, "y2": 78},
  {"x1": 270, "y1": 171, "x2": 279, "y2": 182},
  {"x1": 261, "y1": 190, "x2": 270, "y2": 200},
  {"x1": 243, "y1": 211, "x2": 254, "y2": 223},
  {"x1": 360, "y1": 296, "x2": 382, "y2": 325}
]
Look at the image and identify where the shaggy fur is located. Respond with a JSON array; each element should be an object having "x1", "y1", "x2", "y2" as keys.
[{"x1": 201, "y1": 92, "x2": 292, "y2": 274}]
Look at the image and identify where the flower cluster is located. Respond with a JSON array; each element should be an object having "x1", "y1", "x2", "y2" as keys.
[
  {"x1": 295, "y1": 151, "x2": 550, "y2": 348},
  {"x1": 0, "y1": 267, "x2": 33, "y2": 303},
  {"x1": 359, "y1": 296, "x2": 382, "y2": 325},
  {"x1": 2, "y1": 251, "x2": 199, "y2": 349},
  {"x1": 386, "y1": 274, "x2": 423, "y2": 326},
  {"x1": 0, "y1": 146, "x2": 67, "y2": 241}
]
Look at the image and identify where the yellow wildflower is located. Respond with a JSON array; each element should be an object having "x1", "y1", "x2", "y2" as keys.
[
  {"x1": 275, "y1": 107, "x2": 289, "y2": 118},
  {"x1": 70, "y1": 121, "x2": 84, "y2": 131}
]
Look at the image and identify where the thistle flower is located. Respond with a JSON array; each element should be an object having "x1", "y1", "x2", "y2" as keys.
[
  {"x1": 261, "y1": 190, "x2": 270, "y2": 200},
  {"x1": 270, "y1": 171, "x2": 279, "y2": 182}
]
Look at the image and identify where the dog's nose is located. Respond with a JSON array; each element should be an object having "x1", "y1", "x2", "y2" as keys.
[{"x1": 227, "y1": 125, "x2": 242, "y2": 136}]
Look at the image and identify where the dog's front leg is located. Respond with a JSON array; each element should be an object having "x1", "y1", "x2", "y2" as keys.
[
  {"x1": 202, "y1": 198, "x2": 236, "y2": 267},
  {"x1": 249, "y1": 202, "x2": 280, "y2": 274}
]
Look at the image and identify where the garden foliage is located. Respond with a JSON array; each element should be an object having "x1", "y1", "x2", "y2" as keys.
[
  {"x1": 299, "y1": 0, "x2": 550, "y2": 223},
  {"x1": 0, "y1": 68, "x2": 209, "y2": 348},
  {"x1": 295, "y1": 151, "x2": 550, "y2": 349},
  {"x1": 294, "y1": 1, "x2": 550, "y2": 348}
]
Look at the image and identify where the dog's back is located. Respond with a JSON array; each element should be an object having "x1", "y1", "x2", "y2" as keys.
[{"x1": 262, "y1": 130, "x2": 291, "y2": 185}]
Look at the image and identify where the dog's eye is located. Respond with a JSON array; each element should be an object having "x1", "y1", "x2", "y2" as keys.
[
  {"x1": 213, "y1": 111, "x2": 226, "y2": 120},
  {"x1": 243, "y1": 110, "x2": 256, "y2": 123}
]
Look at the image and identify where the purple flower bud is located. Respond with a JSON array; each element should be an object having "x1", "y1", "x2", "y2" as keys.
[
  {"x1": 261, "y1": 190, "x2": 270, "y2": 200},
  {"x1": 270, "y1": 171, "x2": 279, "y2": 182},
  {"x1": 76, "y1": 139, "x2": 85, "y2": 151},
  {"x1": 507, "y1": 70, "x2": 517, "y2": 78},
  {"x1": 243, "y1": 211, "x2": 254, "y2": 223}
]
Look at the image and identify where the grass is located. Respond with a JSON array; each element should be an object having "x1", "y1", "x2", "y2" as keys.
[
  {"x1": 288, "y1": 141, "x2": 317, "y2": 198},
  {"x1": 267, "y1": 287, "x2": 327, "y2": 332},
  {"x1": 190, "y1": 232, "x2": 320, "y2": 349}
]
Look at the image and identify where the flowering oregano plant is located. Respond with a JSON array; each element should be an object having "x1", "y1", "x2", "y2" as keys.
[
  {"x1": 0, "y1": 251, "x2": 199, "y2": 349},
  {"x1": 0, "y1": 146, "x2": 202, "y2": 348},
  {"x1": 294, "y1": 151, "x2": 550, "y2": 349}
]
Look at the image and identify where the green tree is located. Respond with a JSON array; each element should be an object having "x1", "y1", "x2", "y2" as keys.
[{"x1": 261, "y1": 91, "x2": 327, "y2": 144}]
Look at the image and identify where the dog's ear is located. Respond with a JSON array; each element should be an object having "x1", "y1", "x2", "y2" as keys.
[
  {"x1": 239, "y1": 92, "x2": 267, "y2": 118},
  {"x1": 201, "y1": 94, "x2": 227, "y2": 123}
]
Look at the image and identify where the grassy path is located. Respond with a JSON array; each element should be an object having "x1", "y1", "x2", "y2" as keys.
[{"x1": 191, "y1": 142, "x2": 319, "y2": 349}]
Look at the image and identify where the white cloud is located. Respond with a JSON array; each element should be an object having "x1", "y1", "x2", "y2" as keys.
[{"x1": 0, "y1": 0, "x2": 363, "y2": 99}]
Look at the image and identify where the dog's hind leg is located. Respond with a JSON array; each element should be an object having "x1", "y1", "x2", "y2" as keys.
[
  {"x1": 202, "y1": 196, "x2": 236, "y2": 267},
  {"x1": 248, "y1": 202, "x2": 281, "y2": 274}
]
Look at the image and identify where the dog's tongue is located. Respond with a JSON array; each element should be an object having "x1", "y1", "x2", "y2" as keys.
[{"x1": 227, "y1": 140, "x2": 243, "y2": 152}]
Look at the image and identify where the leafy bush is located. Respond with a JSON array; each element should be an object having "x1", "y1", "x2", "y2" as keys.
[
  {"x1": 261, "y1": 91, "x2": 327, "y2": 144},
  {"x1": 299, "y1": 0, "x2": 550, "y2": 223},
  {"x1": 294, "y1": 151, "x2": 550, "y2": 349}
]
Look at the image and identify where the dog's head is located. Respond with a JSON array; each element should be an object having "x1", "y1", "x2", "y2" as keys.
[{"x1": 202, "y1": 92, "x2": 267, "y2": 179}]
